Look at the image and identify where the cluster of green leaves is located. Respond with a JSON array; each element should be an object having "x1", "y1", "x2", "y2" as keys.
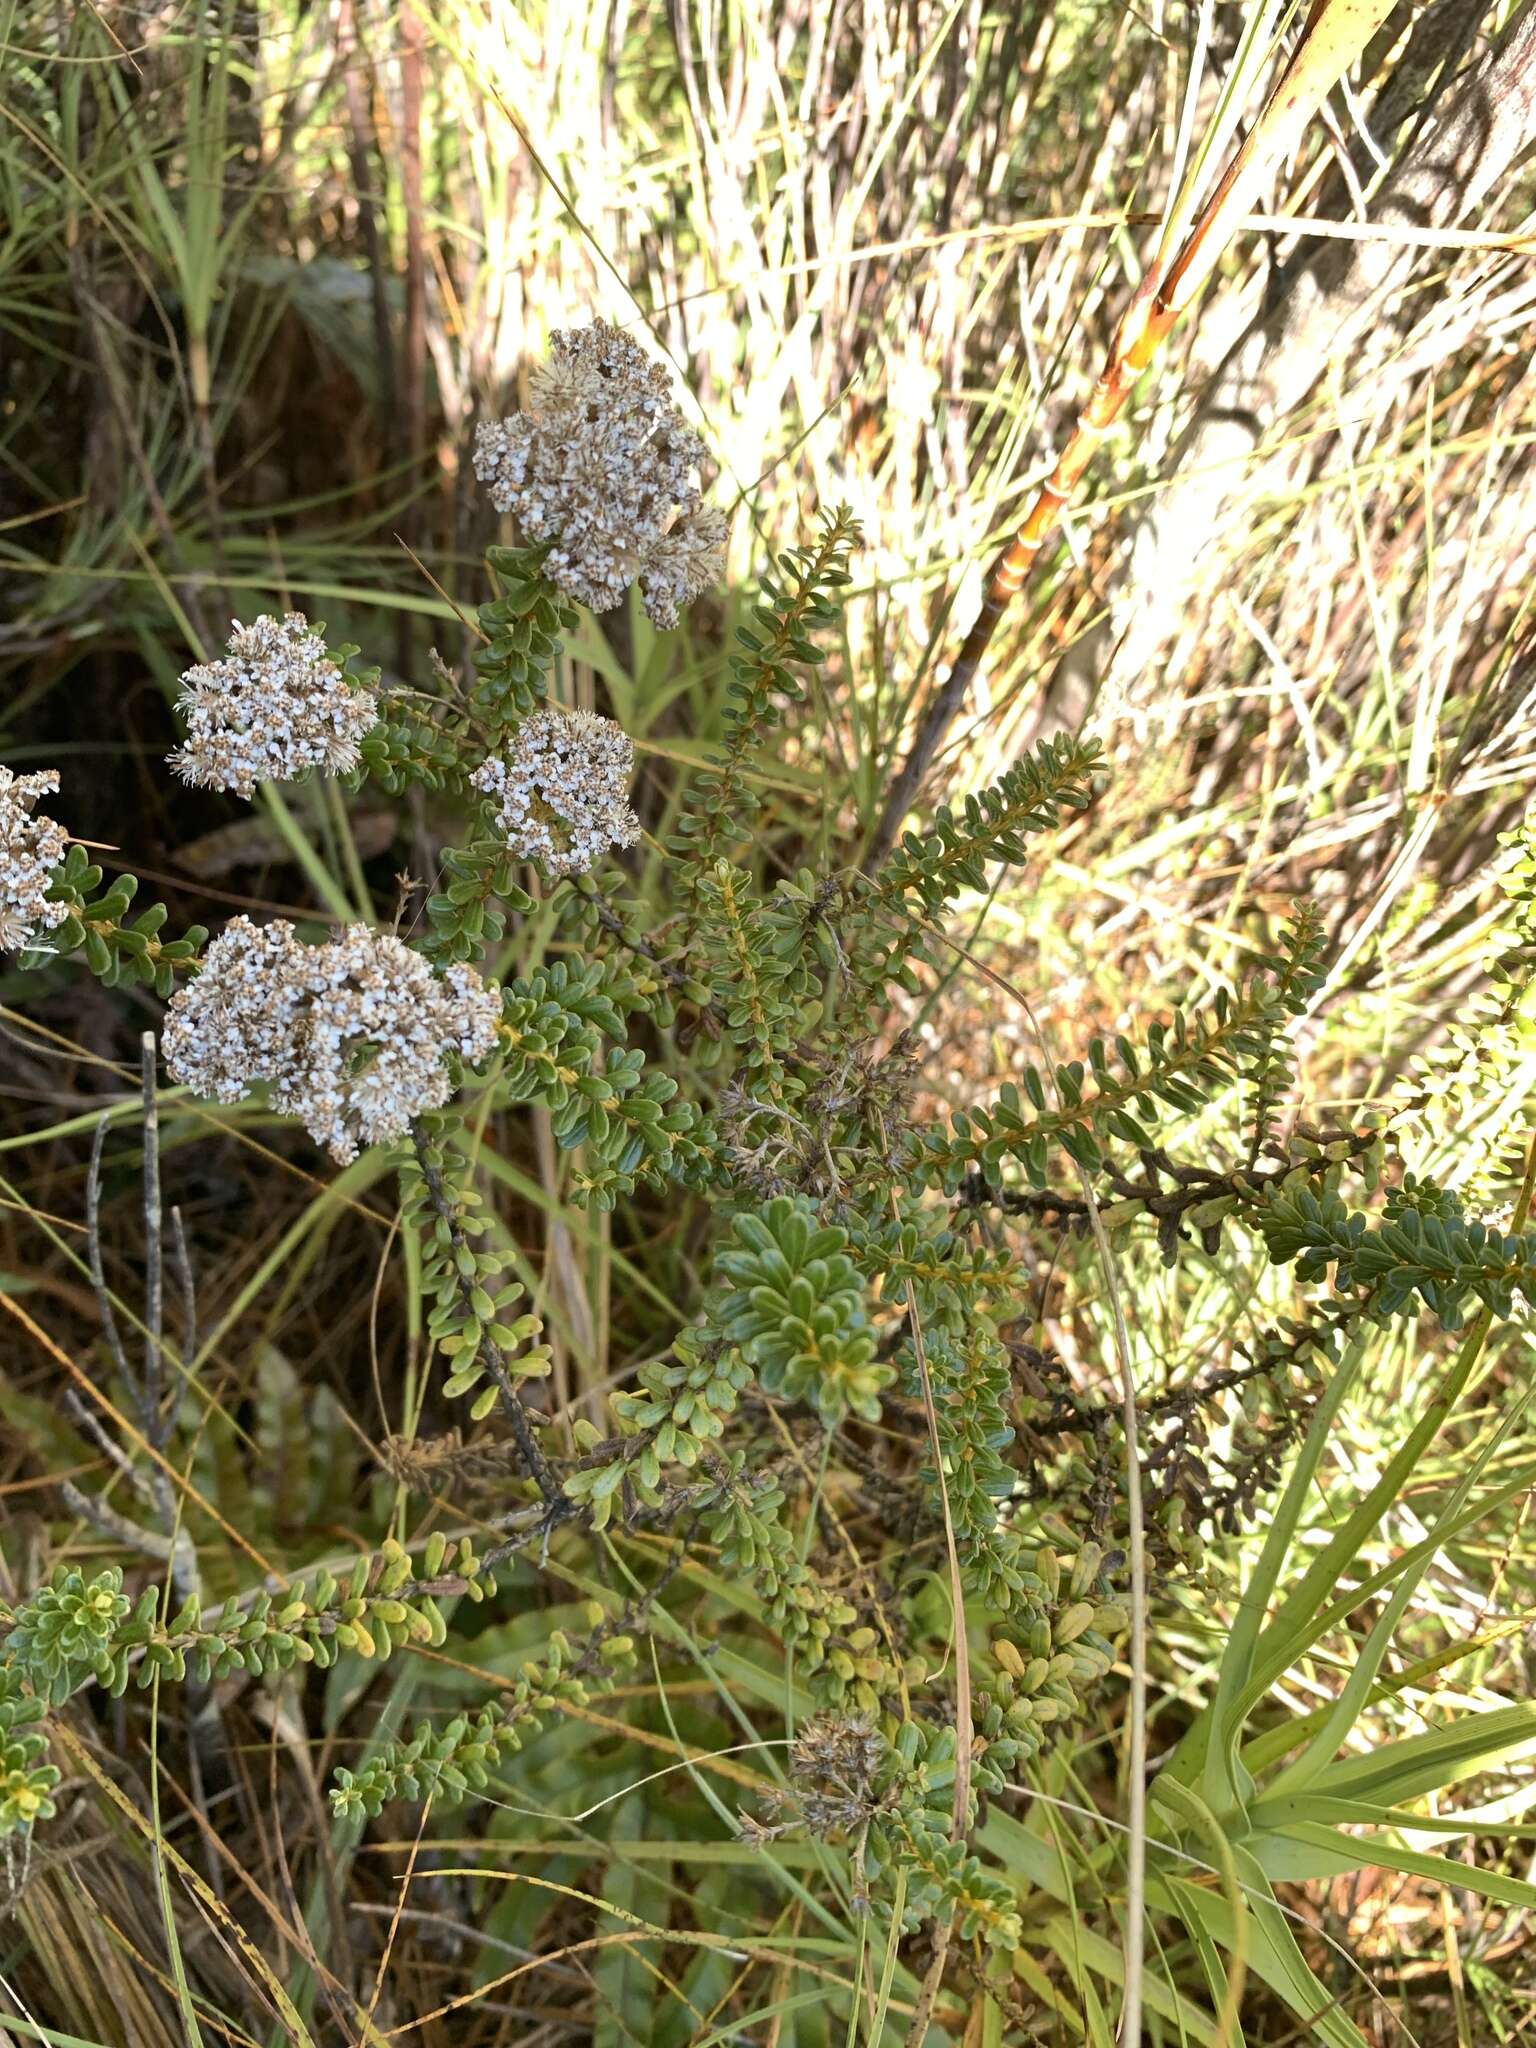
[
  {"x1": 843, "y1": 1550, "x2": 1126, "y2": 1948},
  {"x1": 916, "y1": 982, "x2": 1281, "y2": 1190},
  {"x1": 875, "y1": 1719, "x2": 1025, "y2": 1949},
  {"x1": 419, "y1": 837, "x2": 535, "y2": 965},
  {"x1": 359, "y1": 541, "x2": 569, "y2": 799},
  {"x1": 565, "y1": 1046, "x2": 710, "y2": 1210},
  {"x1": 850, "y1": 1205, "x2": 1028, "y2": 1602},
  {"x1": 2, "y1": 1565, "x2": 132, "y2": 1703},
  {"x1": 566, "y1": 1196, "x2": 891, "y2": 1522},
  {"x1": 494, "y1": 959, "x2": 710, "y2": 1209},
  {"x1": 331, "y1": 1613, "x2": 635, "y2": 1819},
  {"x1": 848, "y1": 732, "x2": 1103, "y2": 1009},
  {"x1": 715, "y1": 1197, "x2": 891, "y2": 1422},
  {"x1": 498, "y1": 957, "x2": 623, "y2": 1098},
  {"x1": 0, "y1": 1679, "x2": 56, "y2": 1838},
  {"x1": 570, "y1": 1331, "x2": 748, "y2": 1518},
  {"x1": 9, "y1": 1547, "x2": 463, "y2": 1701},
  {"x1": 876, "y1": 1573, "x2": 1127, "y2": 1944},
  {"x1": 357, "y1": 692, "x2": 461, "y2": 794},
  {"x1": 0, "y1": 1541, "x2": 485, "y2": 1838},
  {"x1": 573, "y1": 1198, "x2": 887, "y2": 1489},
  {"x1": 706, "y1": 1468, "x2": 891, "y2": 1707},
  {"x1": 402, "y1": 1113, "x2": 554, "y2": 1420},
  {"x1": 1259, "y1": 1182, "x2": 1536, "y2": 1327},
  {"x1": 28, "y1": 844, "x2": 208, "y2": 994},
  {"x1": 690, "y1": 860, "x2": 811, "y2": 1099},
  {"x1": 672, "y1": 509, "x2": 861, "y2": 867},
  {"x1": 915, "y1": 1324, "x2": 1020, "y2": 1591},
  {"x1": 1246, "y1": 901, "x2": 1328, "y2": 1157},
  {"x1": 878, "y1": 735, "x2": 1105, "y2": 919},
  {"x1": 471, "y1": 543, "x2": 575, "y2": 729},
  {"x1": 558, "y1": 1194, "x2": 916, "y2": 1707}
]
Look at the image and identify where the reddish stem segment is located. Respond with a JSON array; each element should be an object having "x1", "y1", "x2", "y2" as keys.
[{"x1": 868, "y1": 0, "x2": 1397, "y2": 866}]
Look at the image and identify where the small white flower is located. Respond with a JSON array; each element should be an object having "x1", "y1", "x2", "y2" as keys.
[
  {"x1": 163, "y1": 918, "x2": 501, "y2": 1164},
  {"x1": 640, "y1": 504, "x2": 730, "y2": 631},
  {"x1": 0, "y1": 766, "x2": 69, "y2": 953},
  {"x1": 474, "y1": 321, "x2": 726, "y2": 627},
  {"x1": 471, "y1": 708, "x2": 640, "y2": 877},
  {"x1": 160, "y1": 919, "x2": 312, "y2": 1106},
  {"x1": 170, "y1": 614, "x2": 379, "y2": 799}
]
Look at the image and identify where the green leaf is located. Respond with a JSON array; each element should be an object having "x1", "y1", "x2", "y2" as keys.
[
  {"x1": 1254, "y1": 1822, "x2": 1536, "y2": 1912},
  {"x1": 1260, "y1": 1386, "x2": 1527, "y2": 1805},
  {"x1": 1157, "y1": 1855, "x2": 1366, "y2": 2047}
]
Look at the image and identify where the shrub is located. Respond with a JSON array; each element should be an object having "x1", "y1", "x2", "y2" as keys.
[{"x1": 5, "y1": 315, "x2": 1535, "y2": 2042}]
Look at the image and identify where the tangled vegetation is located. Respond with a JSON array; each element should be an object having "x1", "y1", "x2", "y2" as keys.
[{"x1": 2, "y1": 4, "x2": 1535, "y2": 2045}]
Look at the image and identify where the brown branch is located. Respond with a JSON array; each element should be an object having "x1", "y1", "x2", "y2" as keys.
[{"x1": 957, "y1": 1127, "x2": 1379, "y2": 1264}]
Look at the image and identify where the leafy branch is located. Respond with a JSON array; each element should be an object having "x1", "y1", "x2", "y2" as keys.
[
  {"x1": 672, "y1": 506, "x2": 862, "y2": 867},
  {"x1": 1259, "y1": 1183, "x2": 1536, "y2": 1329},
  {"x1": 916, "y1": 984, "x2": 1281, "y2": 1190}
]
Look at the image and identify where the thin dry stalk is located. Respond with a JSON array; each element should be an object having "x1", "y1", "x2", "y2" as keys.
[
  {"x1": 878, "y1": 1111, "x2": 972, "y2": 2048},
  {"x1": 897, "y1": 1414, "x2": 960, "y2": 2036},
  {"x1": 397, "y1": 0, "x2": 427, "y2": 677},
  {"x1": 1075, "y1": 1175, "x2": 1148, "y2": 2046},
  {"x1": 871, "y1": 0, "x2": 1400, "y2": 860},
  {"x1": 337, "y1": 0, "x2": 399, "y2": 465},
  {"x1": 78, "y1": 1044, "x2": 225, "y2": 1892},
  {"x1": 140, "y1": 1034, "x2": 164, "y2": 1436},
  {"x1": 919, "y1": 917, "x2": 1149, "y2": 2041}
]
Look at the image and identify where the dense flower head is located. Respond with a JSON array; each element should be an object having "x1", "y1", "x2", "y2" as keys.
[
  {"x1": 473, "y1": 320, "x2": 726, "y2": 628},
  {"x1": 170, "y1": 614, "x2": 379, "y2": 799},
  {"x1": 471, "y1": 708, "x2": 641, "y2": 878},
  {"x1": 0, "y1": 766, "x2": 69, "y2": 953},
  {"x1": 163, "y1": 917, "x2": 500, "y2": 1163}
]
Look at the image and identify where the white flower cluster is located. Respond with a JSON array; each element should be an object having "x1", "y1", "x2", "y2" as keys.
[
  {"x1": 163, "y1": 917, "x2": 500, "y2": 1164},
  {"x1": 170, "y1": 614, "x2": 379, "y2": 799},
  {"x1": 0, "y1": 766, "x2": 69, "y2": 953},
  {"x1": 471, "y1": 708, "x2": 640, "y2": 878},
  {"x1": 473, "y1": 321, "x2": 726, "y2": 628}
]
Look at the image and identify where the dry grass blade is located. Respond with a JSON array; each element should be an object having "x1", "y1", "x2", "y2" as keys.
[{"x1": 872, "y1": 0, "x2": 1400, "y2": 859}]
